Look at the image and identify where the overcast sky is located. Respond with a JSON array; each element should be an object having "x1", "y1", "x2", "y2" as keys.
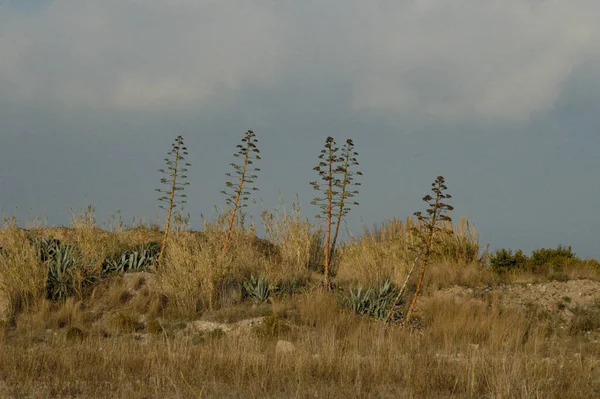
[{"x1": 1, "y1": 1, "x2": 599, "y2": 258}]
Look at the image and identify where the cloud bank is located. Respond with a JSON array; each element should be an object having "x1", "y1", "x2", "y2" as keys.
[{"x1": 0, "y1": 0, "x2": 598, "y2": 122}]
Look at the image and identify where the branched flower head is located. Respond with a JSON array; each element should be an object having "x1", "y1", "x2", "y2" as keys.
[
  {"x1": 156, "y1": 136, "x2": 190, "y2": 210},
  {"x1": 412, "y1": 175, "x2": 454, "y2": 253},
  {"x1": 221, "y1": 130, "x2": 261, "y2": 211}
]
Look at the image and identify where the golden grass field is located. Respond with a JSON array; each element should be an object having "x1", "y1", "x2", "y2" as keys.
[{"x1": 0, "y1": 211, "x2": 599, "y2": 398}]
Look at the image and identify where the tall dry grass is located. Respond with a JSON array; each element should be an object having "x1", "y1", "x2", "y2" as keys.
[
  {"x1": 260, "y1": 200, "x2": 324, "y2": 279},
  {"x1": 157, "y1": 213, "x2": 280, "y2": 315},
  {"x1": 0, "y1": 219, "x2": 46, "y2": 323},
  {"x1": 337, "y1": 216, "x2": 487, "y2": 288}
]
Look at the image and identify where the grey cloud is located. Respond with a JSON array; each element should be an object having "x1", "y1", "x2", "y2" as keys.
[
  {"x1": 0, "y1": 0, "x2": 599, "y2": 122},
  {"x1": 0, "y1": 0, "x2": 292, "y2": 110},
  {"x1": 337, "y1": 1, "x2": 600, "y2": 122}
]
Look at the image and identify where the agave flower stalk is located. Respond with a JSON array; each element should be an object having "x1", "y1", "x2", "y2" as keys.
[
  {"x1": 311, "y1": 137, "x2": 361, "y2": 289},
  {"x1": 221, "y1": 130, "x2": 261, "y2": 254},
  {"x1": 156, "y1": 136, "x2": 190, "y2": 264},
  {"x1": 404, "y1": 175, "x2": 453, "y2": 325},
  {"x1": 329, "y1": 139, "x2": 361, "y2": 261}
]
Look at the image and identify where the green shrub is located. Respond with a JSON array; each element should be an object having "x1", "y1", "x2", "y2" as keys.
[
  {"x1": 489, "y1": 248, "x2": 528, "y2": 273},
  {"x1": 528, "y1": 245, "x2": 575, "y2": 273},
  {"x1": 490, "y1": 245, "x2": 590, "y2": 276}
]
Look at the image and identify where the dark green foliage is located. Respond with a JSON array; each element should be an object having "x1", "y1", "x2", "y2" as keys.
[
  {"x1": 529, "y1": 245, "x2": 575, "y2": 273},
  {"x1": 101, "y1": 242, "x2": 160, "y2": 274},
  {"x1": 341, "y1": 280, "x2": 401, "y2": 321},
  {"x1": 489, "y1": 245, "x2": 577, "y2": 274},
  {"x1": 489, "y1": 248, "x2": 529, "y2": 273},
  {"x1": 242, "y1": 275, "x2": 276, "y2": 303}
]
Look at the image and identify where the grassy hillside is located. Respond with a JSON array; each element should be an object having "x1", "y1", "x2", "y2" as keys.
[{"x1": 0, "y1": 211, "x2": 599, "y2": 398}]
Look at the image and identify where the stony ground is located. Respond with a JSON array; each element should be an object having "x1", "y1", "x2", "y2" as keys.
[{"x1": 437, "y1": 279, "x2": 600, "y2": 321}]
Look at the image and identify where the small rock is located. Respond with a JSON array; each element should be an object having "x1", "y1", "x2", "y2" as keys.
[
  {"x1": 187, "y1": 320, "x2": 232, "y2": 334},
  {"x1": 235, "y1": 317, "x2": 265, "y2": 329},
  {"x1": 275, "y1": 340, "x2": 296, "y2": 355}
]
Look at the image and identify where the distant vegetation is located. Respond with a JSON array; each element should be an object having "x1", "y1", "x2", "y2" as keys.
[{"x1": 489, "y1": 245, "x2": 600, "y2": 280}]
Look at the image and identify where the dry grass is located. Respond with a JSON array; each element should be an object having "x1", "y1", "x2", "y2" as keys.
[
  {"x1": 157, "y1": 221, "x2": 279, "y2": 315},
  {"x1": 261, "y1": 201, "x2": 324, "y2": 279},
  {"x1": 1, "y1": 209, "x2": 600, "y2": 398},
  {"x1": 0, "y1": 221, "x2": 46, "y2": 323},
  {"x1": 1, "y1": 290, "x2": 599, "y2": 398},
  {"x1": 337, "y1": 216, "x2": 487, "y2": 289}
]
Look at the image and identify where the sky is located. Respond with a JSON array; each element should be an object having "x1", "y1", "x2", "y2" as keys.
[{"x1": 0, "y1": 0, "x2": 599, "y2": 258}]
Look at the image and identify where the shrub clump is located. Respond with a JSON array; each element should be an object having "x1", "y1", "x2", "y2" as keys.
[
  {"x1": 528, "y1": 245, "x2": 575, "y2": 273},
  {"x1": 489, "y1": 249, "x2": 529, "y2": 273},
  {"x1": 489, "y1": 245, "x2": 589, "y2": 277}
]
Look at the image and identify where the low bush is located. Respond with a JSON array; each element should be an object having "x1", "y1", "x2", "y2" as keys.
[
  {"x1": 529, "y1": 245, "x2": 575, "y2": 273},
  {"x1": 490, "y1": 245, "x2": 593, "y2": 278},
  {"x1": 489, "y1": 248, "x2": 528, "y2": 273}
]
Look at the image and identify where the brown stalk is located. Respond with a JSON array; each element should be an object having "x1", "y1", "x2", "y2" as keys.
[
  {"x1": 158, "y1": 153, "x2": 178, "y2": 264},
  {"x1": 221, "y1": 130, "x2": 260, "y2": 255},
  {"x1": 156, "y1": 136, "x2": 190, "y2": 265},
  {"x1": 383, "y1": 254, "x2": 420, "y2": 328},
  {"x1": 324, "y1": 157, "x2": 333, "y2": 288},
  {"x1": 222, "y1": 147, "x2": 249, "y2": 254},
  {"x1": 404, "y1": 176, "x2": 452, "y2": 325}
]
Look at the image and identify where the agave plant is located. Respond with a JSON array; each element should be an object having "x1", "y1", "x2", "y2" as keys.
[
  {"x1": 45, "y1": 241, "x2": 80, "y2": 300},
  {"x1": 370, "y1": 280, "x2": 400, "y2": 319},
  {"x1": 32, "y1": 236, "x2": 63, "y2": 263},
  {"x1": 344, "y1": 286, "x2": 372, "y2": 315},
  {"x1": 242, "y1": 275, "x2": 276, "y2": 303},
  {"x1": 101, "y1": 242, "x2": 160, "y2": 274},
  {"x1": 30, "y1": 236, "x2": 97, "y2": 300},
  {"x1": 341, "y1": 280, "x2": 401, "y2": 320}
]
